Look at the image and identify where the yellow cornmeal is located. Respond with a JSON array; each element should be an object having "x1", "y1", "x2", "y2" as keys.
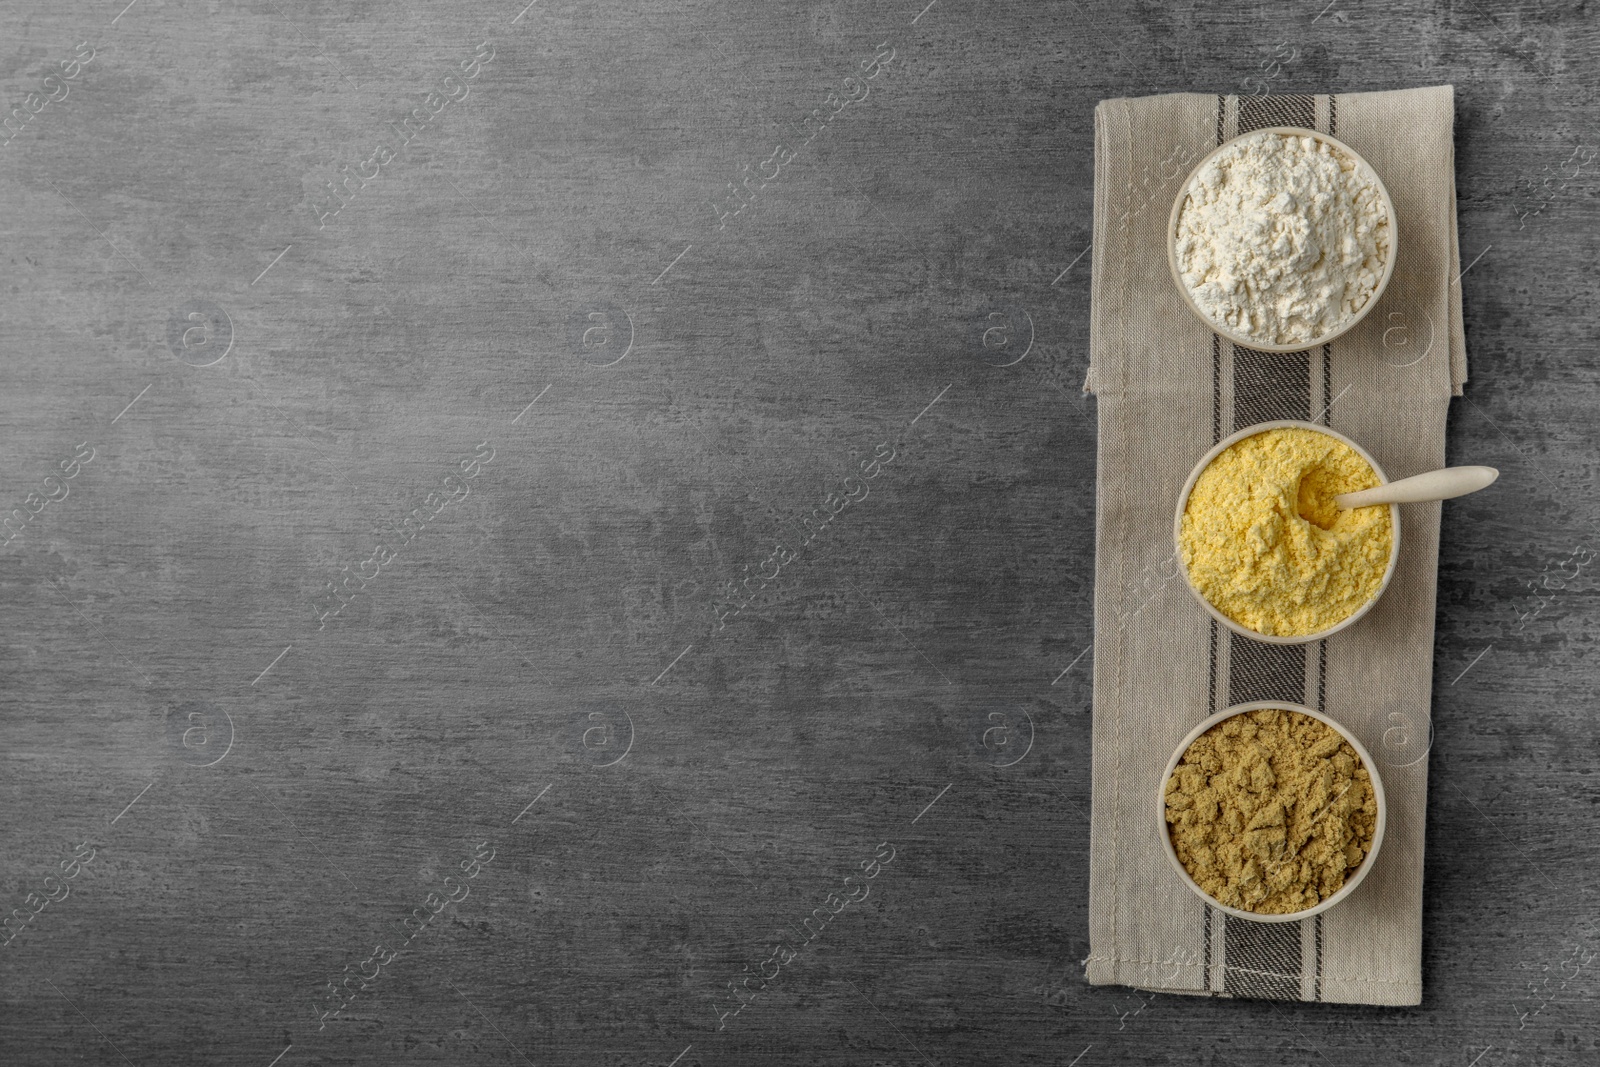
[
  {"x1": 1180, "y1": 427, "x2": 1393, "y2": 637},
  {"x1": 1165, "y1": 708, "x2": 1377, "y2": 915}
]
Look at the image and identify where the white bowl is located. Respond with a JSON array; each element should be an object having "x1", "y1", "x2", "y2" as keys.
[
  {"x1": 1173, "y1": 419, "x2": 1402, "y2": 645},
  {"x1": 1158, "y1": 701, "x2": 1388, "y2": 924},
  {"x1": 1167, "y1": 126, "x2": 1398, "y2": 353}
]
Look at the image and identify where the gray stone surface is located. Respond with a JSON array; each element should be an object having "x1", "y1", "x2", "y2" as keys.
[{"x1": 0, "y1": 1, "x2": 1595, "y2": 1064}]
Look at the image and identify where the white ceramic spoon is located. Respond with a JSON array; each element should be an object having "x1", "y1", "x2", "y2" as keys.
[{"x1": 1335, "y1": 465, "x2": 1499, "y2": 510}]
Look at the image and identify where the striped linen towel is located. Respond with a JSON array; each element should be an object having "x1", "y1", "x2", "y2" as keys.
[{"x1": 1084, "y1": 86, "x2": 1465, "y2": 1005}]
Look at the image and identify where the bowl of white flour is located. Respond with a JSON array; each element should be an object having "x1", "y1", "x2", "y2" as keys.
[{"x1": 1167, "y1": 127, "x2": 1395, "y2": 352}]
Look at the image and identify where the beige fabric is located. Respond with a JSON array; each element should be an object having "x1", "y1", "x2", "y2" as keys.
[{"x1": 1084, "y1": 87, "x2": 1464, "y2": 1006}]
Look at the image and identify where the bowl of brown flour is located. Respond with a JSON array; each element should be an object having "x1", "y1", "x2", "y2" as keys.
[
  {"x1": 1158, "y1": 702, "x2": 1387, "y2": 922},
  {"x1": 1167, "y1": 127, "x2": 1396, "y2": 352}
]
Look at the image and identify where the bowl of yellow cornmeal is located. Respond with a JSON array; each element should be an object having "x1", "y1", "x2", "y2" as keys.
[
  {"x1": 1174, "y1": 421, "x2": 1400, "y2": 642},
  {"x1": 1159, "y1": 702, "x2": 1387, "y2": 922}
]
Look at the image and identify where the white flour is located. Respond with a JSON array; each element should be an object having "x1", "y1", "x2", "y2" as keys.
[{"x1": 1174, "y1": 131, "x2": 1391, "y2": 346}]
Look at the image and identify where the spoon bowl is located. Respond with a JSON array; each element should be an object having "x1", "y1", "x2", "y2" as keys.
[{"x1": 1175, "y1": 420, "x2": 1402, "y2": 645}]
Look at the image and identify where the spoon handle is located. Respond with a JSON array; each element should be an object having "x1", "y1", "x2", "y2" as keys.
[{"x1": 1335, "y1": 466, "x2": 1499, "y2": 509}]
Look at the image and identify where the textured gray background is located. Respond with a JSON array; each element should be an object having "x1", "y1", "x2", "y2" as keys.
[{"x1": 1, "y1": 1, "x2": 1596, "y2": 1065}]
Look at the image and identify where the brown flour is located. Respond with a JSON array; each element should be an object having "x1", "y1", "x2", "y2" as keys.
[{"x1": 1164, "y1": 708, "x2": 1377, "y2": 915}]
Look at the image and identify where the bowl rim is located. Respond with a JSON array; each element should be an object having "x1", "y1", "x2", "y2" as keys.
[
  {"x1": 1173, "y1": 419, "x2": 1402, "y2": 645},
  {"x1": 1166, "y1": 125, "x2": 1399, "y2": 353},
  {"x1": 1157, "y1": 700, "x2": 1389, "y2": 924}
]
